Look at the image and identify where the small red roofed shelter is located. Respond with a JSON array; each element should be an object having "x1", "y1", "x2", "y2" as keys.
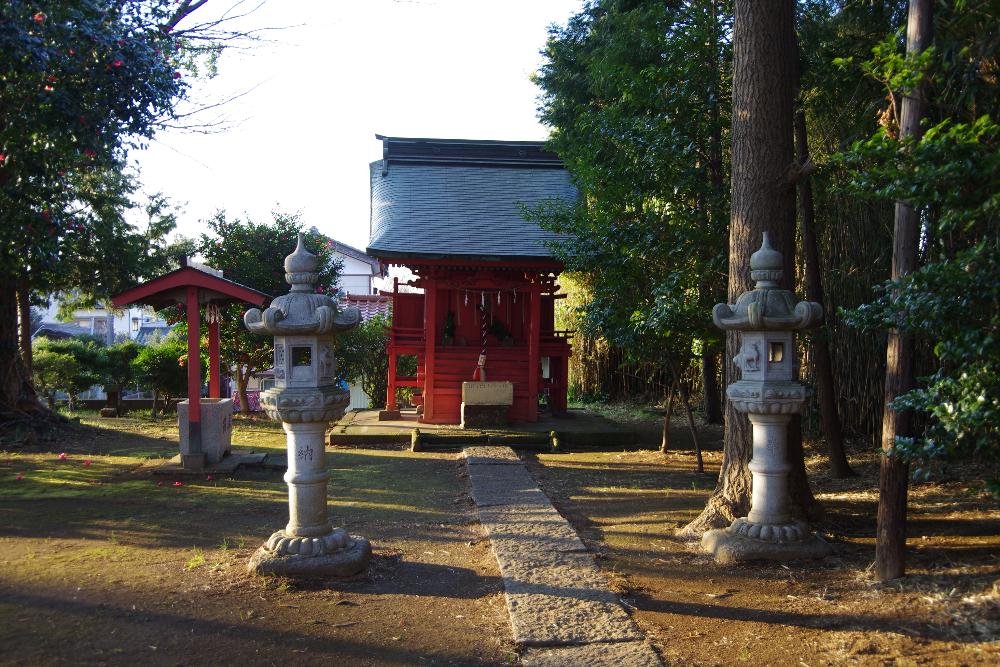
[{"x1": 112, "y1": 261, "x2": 269, "y2": 468}]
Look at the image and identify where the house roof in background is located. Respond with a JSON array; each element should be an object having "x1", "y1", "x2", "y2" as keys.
[
  {"x1": 330, "y1": 240, "x2": 381, "y2": 273},
  {"x1": 340, "y1": 294, "x2": 391, "y2": 322},
  {"x1": 368, "y1": 136, "x2": 577, "y2": 262},
  {"x1": 32, "y1": 322, "x2": 91, "y2": 340},
  {"x1": 135, "y1": 325, "x2": 174, "y2": 344}
]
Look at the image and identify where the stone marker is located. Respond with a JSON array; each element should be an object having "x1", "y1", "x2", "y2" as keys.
[
  {"x1": 461, "y1": 380, "x2": 513, "y2": 428},
  {"x1": 702, "y1": 233, "x2": 832, "y2": 564},
  {"x1": 244, "y1": 233, "x2": 371, "y2": 577}
]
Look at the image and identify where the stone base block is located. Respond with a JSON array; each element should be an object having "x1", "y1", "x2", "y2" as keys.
[
  {"x1": 247, "y1": 535, "x2": 372, "y2": 578},
  {"x1": 461, "y1": 403, "x2": 509, "y2": 429},
  {"x1": 378, "y1": 409, "x2": 401, "y2": 421},
  {"x1": 702, "y1": 526, "x2": 831, "y2": 564},
  {"x1": 99, "y1": 407, "x2": 119, "y2": 418},
  {"x1": 178, "y1": 398, "x2": 233, "y2": 463},
  {"x1": 180, "y1": 453, "x2": 205, "y2": 471}
]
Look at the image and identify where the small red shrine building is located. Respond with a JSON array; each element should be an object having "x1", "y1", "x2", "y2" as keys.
[{"x1": 368, "y1": 136, "x2": 577, "y2": 424}]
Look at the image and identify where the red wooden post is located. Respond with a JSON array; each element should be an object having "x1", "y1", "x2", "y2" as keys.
[
  {"x1": 527, "y1": 284, "x2": 541, "y2": 422},
  {"x1": 185, "y1": 286, "x2": 203, "y2": 460},
  {"x1": 208, "y1": 315, "x2": 220, "y2": 399},
  {"x1": 422, "y1": 278, "x2": 437, "y2": 422},
  {"x1": 386, "y1": 277, "x2": 398, "y2": 411}
]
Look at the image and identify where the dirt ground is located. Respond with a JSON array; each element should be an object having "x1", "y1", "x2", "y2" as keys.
[
  {"x1": 524, "y1": 415, "x2": 1000, "y2": 667},
  {"x1": 3, "y1": 410, "x2": 998, "y2": 666},
  {"x1": 0, "y1": 414, "x2": 513, "y2": 666}
]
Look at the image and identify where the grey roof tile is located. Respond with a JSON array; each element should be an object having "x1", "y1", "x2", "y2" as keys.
[{"x1": 367, "y1": 162, "x2": 576, "y2": 260}]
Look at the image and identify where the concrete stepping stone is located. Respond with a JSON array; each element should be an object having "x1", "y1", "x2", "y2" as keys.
[
  {"x1": 467, "y1": 464, "x2": 551, "y2": 508},
  {"x1": 464, "y1": 445, "x2": 523, "y2": 465},
  {"x1": 464, "y1": 446, "x2": 663, "y2": 663},
  {"x1": 521, "y1": 641, "x2": 663, "y2": 667}
]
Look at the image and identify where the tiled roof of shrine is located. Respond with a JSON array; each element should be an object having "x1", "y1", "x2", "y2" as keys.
[
  {"x1": 367, "y1": 136, "x2": 576, "y2": 261},
  {"x1": 339, "y1": 294, "x2": 391, "y2": 322}
]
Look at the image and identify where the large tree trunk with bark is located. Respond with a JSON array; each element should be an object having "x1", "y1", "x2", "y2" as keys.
[
  {"x1": 17, "y1": 277, "x2": 32, "y2": 372},
  {"x1": 0, "y1": 275, "x2": 22, "y2": 416},
  {"x1": 682, "y1": 0, "x2": 820, "y2": 537},
  {"x1": 794, "y1": 111, "x2": 856, "y2": 478},
  {"x1": 876, "y1": 0, "x2": 932, "y2": 583}
]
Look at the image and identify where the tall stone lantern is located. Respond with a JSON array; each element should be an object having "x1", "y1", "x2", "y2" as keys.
[
  {"x1": 243, "y1": 233, "x2": 371, "y2": 577},
  {"x1": 702, "y1": 233, "x2": 832, "y2": 564}
]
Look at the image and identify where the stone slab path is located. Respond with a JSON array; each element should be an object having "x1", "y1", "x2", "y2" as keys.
[{"x1": 463, "y1": 446, "x2": 662, "y2": 666}]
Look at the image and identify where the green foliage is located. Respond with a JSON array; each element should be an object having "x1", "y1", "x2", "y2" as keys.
[
  {"x1": 337, "y1": 314, "x2": 390, "y2": 409},
  {"x1": 840, "y1": 1, "x2": 1000, "y2": 480},
  {"x1": 0, "y1": 0, "x2": 189, "y2": 287},
  {"x1": 131, "y1": 335, "x2": 191, "y2": 406},
  {"x1": 100, "y1": 339, "x2": 141, "y2": 391},
  {"x1": 530, "y1": 0, "x2": 730, "y2": 367},
  {"x1": 842, "y1": 118, "x2": 1000, "y2": 477},
  {"x1": 32, "y1": 336, "x2": 105, "y2": 405},
  {"x1": 184, "y1": 211, "x2": 342, "y2": 408},
  {"x1": 31, "y1": 348, "x2": 79, "y2": 407}
]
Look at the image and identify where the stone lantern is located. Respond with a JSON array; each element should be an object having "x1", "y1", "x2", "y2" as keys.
[
  {"x1": 702, "y1": 233, "x2": 832, "y2": 564},
  {"x1": 243, "y1": 233, "x2": 371, "y2": 577}
]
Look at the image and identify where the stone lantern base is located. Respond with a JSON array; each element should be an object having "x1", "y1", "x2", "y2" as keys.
[
  {"x1": 247, "y1": 527, "x2": 371, "y2": 578},
  {"x1": 702, "y1": 518, "x2": 831, "y2": 565}
]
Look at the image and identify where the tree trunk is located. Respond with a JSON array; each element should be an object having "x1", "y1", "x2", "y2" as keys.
[
  {"x1": 17, "y1": 277, "x2": 32, "y2": 373},
  {"x1": 702, "y1": 0, "x2": 725, "y2": 428},
  {"x1": 794, "y1": 111, "x2": 855, "y2": 478},
  {"x1": 876, "y1": 0, "x2": 932, "y2": 583},
  {"x1": 701, "y1": 348, "x2": 723, "y2": 424},
  {"x1": 679, "y1": 379, "x2": 705, "y2": 474},
  {"x1": 682, "y1": 0, "x2": 819, "y2": 537},
  {"x1": 151, "y1": 388, "x2": 159, "y2": 421},
  {"x1": 660, "y1": 376, "x2": 677, "y2": 453},
  {"x1": 237, "y1": 368, "x2": 251, "y2": 415},
  {"x1": 0, "y1": 275, "x2": 22, "y2": 416}
]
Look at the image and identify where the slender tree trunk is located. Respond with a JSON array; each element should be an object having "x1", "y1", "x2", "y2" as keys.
[
  {"x1": 678, "y1": 378, "x2": 705, "y2": 474},
  {"x1": 876, "y1": 0, "x2": 932, "y2": 583},
  {"x1": 700, "y1": 348, "x2": 723, "y2": 424},
  {"x1": 237, "y1": 367, "x2": 251, "y2": 415},
  {"x1": 683, "y1": 0, "x2": 819, "y2": 537},
  {"x1": 17, "y1": 277, "x2": 32, "y2": 372},
  {"x1": 151, "y1": 388, "x2": 159, "y2": 421},
  {"x1": 660, "y1": 376, "x2": 677, "y2": 453},
  {"x1": 794, "y1": 111, "x2": 855, "y2": 478}
]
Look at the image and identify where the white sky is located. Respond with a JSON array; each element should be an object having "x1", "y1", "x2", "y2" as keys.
[{"x1": 133, "y1": 0, "x2": 583, "y2": 252}]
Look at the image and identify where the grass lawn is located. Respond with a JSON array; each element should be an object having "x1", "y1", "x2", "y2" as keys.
[{"x1": 0, "y1": 412, "x2": 513, "y2": 666}]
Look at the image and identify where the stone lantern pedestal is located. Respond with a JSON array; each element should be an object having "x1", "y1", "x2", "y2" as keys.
[
  {"x1": 702, "y1": 233, "x2": 832, "y2": 564},
  {"x1": 244, "y1": 234, "x2": 371, "y2": 577}
]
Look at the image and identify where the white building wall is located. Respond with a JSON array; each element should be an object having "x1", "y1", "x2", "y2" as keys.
[
  {"x1": 336, "y1": 254, "x2": 375, "y2": 295},
  {"x1": 348, "y1": 382, "x2": 372, "y2": 410}
]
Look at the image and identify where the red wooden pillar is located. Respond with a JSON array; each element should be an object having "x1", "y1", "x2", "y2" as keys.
[
  {"x1": 422, "y1": 278, "x2": 437, "y2": 422},
  {"x1": 527, "y1": 284, "x2": 541, "y2": 422},
  {"x1": 185, "y1": 286, "x2": 203, "y2": 461},
  {"x1": 386, "y1": 278, "x2": 399, "y2": 411},
  {"x1": 208, "y1": 315, "x2": 220, "y2": 399}
]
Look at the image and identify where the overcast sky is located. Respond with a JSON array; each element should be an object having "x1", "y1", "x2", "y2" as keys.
[{"x1": 133, "y1": 0, "x2": 583, "y2": 252}]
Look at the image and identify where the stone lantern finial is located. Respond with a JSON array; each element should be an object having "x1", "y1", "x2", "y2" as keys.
[
  {"x1": 749, "y1": 232, "x2": 783, "y2": 286},
  {"x1": 284, "y1": 233, "x2": 320, "y2": 291}
]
